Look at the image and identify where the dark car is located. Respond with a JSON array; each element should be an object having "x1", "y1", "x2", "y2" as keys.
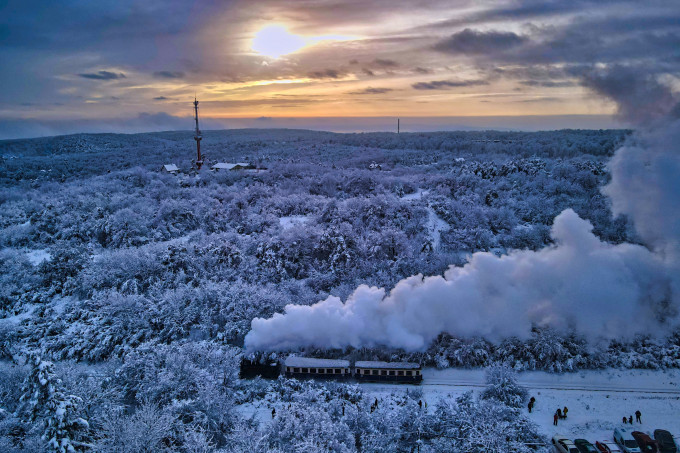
[
  {"x1": 596, "y1": 441, "x2": 622, "y2": 453},
  {"x1": 653, "y1": 430, "x2": 678, "y2": 453},
  {"x1": 632, "y1": 432, "x2": 659, "y2": 453},
  {"x1": 575, "y1": 439, "x2": 599, "y2": 453}
]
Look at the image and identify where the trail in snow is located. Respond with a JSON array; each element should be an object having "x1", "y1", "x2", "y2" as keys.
[{"x1": 400, "y1": 188, "x2": 449, "y2": 250}]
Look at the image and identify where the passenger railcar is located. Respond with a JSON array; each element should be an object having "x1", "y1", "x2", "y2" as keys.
[
  {"x1": 354, "y1": 361, "x2": 423, "y2": 383},
  {"x1": 284, "y1": 357, "x2": 351, "y2": 380}
]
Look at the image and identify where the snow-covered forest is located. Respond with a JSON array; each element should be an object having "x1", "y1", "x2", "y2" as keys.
[{"x1": 2, "y1": 128, "x2": 679, "y2": 451}]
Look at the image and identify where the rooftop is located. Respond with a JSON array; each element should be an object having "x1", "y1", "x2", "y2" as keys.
[
  {"x1": 212, "y1": 162, "x2": 250, "y2": 170},
  {"x1": 284, "y1": 357, "x2": 350, "y2": 368},
  {"x1": 355, "y1": 361, "x2": 421, "y2": 369}
]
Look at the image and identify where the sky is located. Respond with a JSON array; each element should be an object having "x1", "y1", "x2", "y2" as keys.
[{"x1": 1, "y1": 0, "x2": 679, "y2": 138}]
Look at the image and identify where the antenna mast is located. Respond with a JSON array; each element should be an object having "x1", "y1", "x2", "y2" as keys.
[{"x1": 194, "y1": 97, "x2": 203, "y2": 169}]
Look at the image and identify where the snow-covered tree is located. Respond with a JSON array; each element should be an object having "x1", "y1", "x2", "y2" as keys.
[
  {"x1": 17, "y1": 355, "x2": 89, "y2": 452},
  {"x1": 480, "y1": 365, "x2": 528, "y2": 408}
]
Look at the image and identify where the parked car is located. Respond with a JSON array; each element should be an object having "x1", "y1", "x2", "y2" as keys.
[
  {"x1": 653, "y1": 430, "x2": 678, "y2": 453},
  {"x1": 632, "y1": 432, "x2": 659, "y2": 453},
  {"x1": 575, "y1": 439, "x2": 599, "y2": 453},
  {"x1": 596, "y1": 441, "x2": 622, "y2": 453},
  {"x1": 615, "y1": 428, "x2": 642, "y2": 453},
  {"x1": 553, "y1": 435, "x2": 580, "y2": 453}
]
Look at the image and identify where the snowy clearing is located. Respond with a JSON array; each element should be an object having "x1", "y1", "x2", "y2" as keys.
[
  {"x1": 279, "y1": 215, "x2": 310, "y2": 230},
  {"x1": 25, "y1": 248, "x2": 51, "y2": 265},
  {"x1": 400, "y1": 188, "x2": 430, "y2": 201}
]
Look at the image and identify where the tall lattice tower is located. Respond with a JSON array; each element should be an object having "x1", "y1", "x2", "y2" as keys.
[{"x1": 193, "y1": 97, "x2": 203, "y2": 169}]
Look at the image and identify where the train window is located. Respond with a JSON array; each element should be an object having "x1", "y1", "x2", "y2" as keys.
[
  {"x1": 302, "y1": 368, "x2": 308, "y2": 373},
  {"x1": 294, "y1": 368, "x2": 300, "y2": 373},
  {"x1": 319, "y1": 369, "x2": 325, "y2": 374},
  {"x1": 373, "y1": 370, "x2": 378, "y2": 375},
  {"x1": 311, "y1": 368, "x2": 316, "y2": 373},
  {"x1": 406, "y1": 371, "x2": 412, "y2": 376},
  {"x1": 397, "y1": 371, "x2": 403, "y2": 376},
  {"x1": 381, "y1": 370, "x2": 387, "y2": 376},
  {"x1": 389, "y1": 370, "x2": 395, "y2": 376}
]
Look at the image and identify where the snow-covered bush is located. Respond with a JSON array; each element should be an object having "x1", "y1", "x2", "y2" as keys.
[{"x1": 480, "y1": 365, "x2": 528, "y2": 408}]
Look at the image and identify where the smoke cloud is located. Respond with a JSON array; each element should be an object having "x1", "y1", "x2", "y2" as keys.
[
  {"x1": 245, "y1": 67, "x2": 680, "y2": 352},
  {"x1": 245, "y1": 210, "x2": 673, "y2": 351}
]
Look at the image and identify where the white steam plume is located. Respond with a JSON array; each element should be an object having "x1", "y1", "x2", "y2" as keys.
[
  {"x1": 245, "y1": 68, "x2": 680, "y2": 352},
  {"x1": 246, "y1": 210, "x2": 674, "y2": 351}
]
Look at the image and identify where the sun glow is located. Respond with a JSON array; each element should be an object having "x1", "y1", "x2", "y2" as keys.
[
  {"x1": 251, "y1": 25, "x2": 306, "y2": 59},
  {"x1": 251, "y1": 24, "x2": 356, "y2": 59}
]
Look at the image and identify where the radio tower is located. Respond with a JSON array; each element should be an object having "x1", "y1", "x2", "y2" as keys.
[{"x1": 193, "y1": 96, "x2": 203, "y2": 169}]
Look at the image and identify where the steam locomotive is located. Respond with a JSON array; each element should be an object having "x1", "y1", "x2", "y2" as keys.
[{"x1": 240, "y1": 356, "x2": 423, "y2": 384}]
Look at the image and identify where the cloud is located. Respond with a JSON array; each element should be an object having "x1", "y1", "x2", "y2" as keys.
[
  {"x1": 78, "y1": 70, "x2": 126, "y2": 80},
  {"x1": 515, "y1": 96, "x2": 562, "y2": 103},
  {"x1": 412, "y1": 79, "x2": 489, "y2": 90},
  {"x1": 575, "y1": 65, "x2": 680, "y2": 126},
  {"x1": 519, "y1": 80, "x2": 576, "y2": 88},
  {"x1": 153, "y1": 71, "x2": 185, "y2": 79},
  {"x1": 307, "y1": 69, "x2": 346, "y2": 79},
  {"x1": 433, "y1": 28, "x2": 528, "y2": 55},
  {"x1": 153, "y1": 96, "x2": 169, "y2": 101},
  {"x1": 362, "y1": 68, "x2": 375, "y2": 76},
  {"x1": 349, "y1": 87, "x2": 394, "y2": 95},
  {"x1": 372, "y1": 58, "x2": 399, "y2": 68},
  {"x1": 413, "y1": 67, "x2": 432, "y2": 74}
]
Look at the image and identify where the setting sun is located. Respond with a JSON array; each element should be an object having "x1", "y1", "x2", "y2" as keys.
[{"x1": 251, "y1": 25, "x2": 307, "y2": 59}]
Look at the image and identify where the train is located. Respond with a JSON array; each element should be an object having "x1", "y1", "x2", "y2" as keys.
[{"x1": 240, "y1": 356, "x2": 423, "y2": 384}]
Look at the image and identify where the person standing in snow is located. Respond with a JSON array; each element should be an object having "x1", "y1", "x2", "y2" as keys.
[
  {"x1": 622, "y1": 416, "x2": 627, "y2": 424},
  {"x1": 528, "y1": 400, "x2": 534, "y2": 413},
  {"x1": 271, "y1": 408, "x2": 276, "y2": 418},
  {"x1": 629, "y1": 415, "x2": 633, "y2": 424},
  {"x1": 553, "y1": 412, "x2": 559, "y2": 426},
  {"x1": 556, "y1": 408, "x2": 562, "y2": 419},
  {"x1": 563, "y1": 406, "x2": 568, "y2": 418},
  {"x1": 635, "y1": 410, "x2": 641, "y2": 423}
]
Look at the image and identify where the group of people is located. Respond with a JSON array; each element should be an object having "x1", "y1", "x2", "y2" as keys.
[
  {"x1": 527, "y1": 396, "x2": 569, "y2": 426},
  {"x1": 622, "y1": 410, "x2": 642, "y2": 425},
  {"x1": 553, "y1": 406, "x2": 568, "y2": 425}
]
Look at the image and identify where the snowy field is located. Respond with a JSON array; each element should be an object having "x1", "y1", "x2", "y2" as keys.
[{"x1": 238, "y1": 368, "x2": 680, "y2": 445}]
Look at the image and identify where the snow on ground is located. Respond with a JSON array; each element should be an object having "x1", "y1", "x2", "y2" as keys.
[
  {"x1": 426, "y1": 208, "x2": 449, "y2": 251},
  {"x1": 236, "y1": 368, "x2": 680, "y2": 444},
  {"x1": 279, "y1": 215, "x2": 310, "y2": 230},
  {"x1": 400, "y1": 188, "x2": 429, "y2": 201},
  {"x1": 25, "y1": 248, "x2": 51, "y2": 265},
  {"x1": 0, "y1": 304, "x2": 37, "y2": 325},
  {"x1": 371, "y1": 368, "x2": 680, "y2": 444}
]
